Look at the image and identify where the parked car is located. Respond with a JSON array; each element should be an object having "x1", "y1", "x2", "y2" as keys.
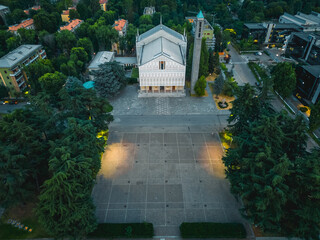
[{"x1": 255, "y1": 52, "x2": 262, "y2": 56}]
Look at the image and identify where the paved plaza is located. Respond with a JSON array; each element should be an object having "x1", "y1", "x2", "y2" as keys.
[
  {"x1": 92, "y1": 131, "x2": 244, "y2": 236},
  {"x1": 109, "y1": 85, "x2": 229, "y2": 116}
]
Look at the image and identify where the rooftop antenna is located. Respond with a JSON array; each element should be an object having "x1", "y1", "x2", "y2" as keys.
[
  {"x1": 160, "y1": 15, "x2": 162, "y2": 25},
  {"x1": 137, "y1": 28, "x2": 139, "y2": 36},
  {"x1": 183, "y1": 28, "x2": 186, "y2": 36}
]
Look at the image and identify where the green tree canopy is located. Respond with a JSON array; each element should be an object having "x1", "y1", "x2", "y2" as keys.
[
  {"x1": 271, "y1": 62, "x2": 296, "y2": 98},
  {"x1": 56, "y1": 30, "x2": 77, "y2": 55},
  {"x1": 91, "y1": 62, "x2": 127, "y2": 98},
  {"x1": 39, "y1": 71, "x2": 67, "y2": 95},
  {"x1": 25, "y1": 59, "x2": 55, "y2": 94},
  {"x1": 194, "y1": 75, "x2": 206, "y2": 96}
]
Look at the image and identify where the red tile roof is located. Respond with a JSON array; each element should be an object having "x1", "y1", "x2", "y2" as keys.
[
  {"x1": 60, "y1": 19, "x2": 83, "y2": 31},
  {"x1": 24, "y1": 6, "x2": 41, "y2": 15},
  {"x1": 8, "y1": 19, "x2": 34, "y2": 32},
  {"x1": 62, "y1": 7, "x2": 76, "y2": 15},
  {"x1": 113, "y1": 19, "x2": 127, "y2": 31},
  {"x1": 99, "y1": 0, "x2": 107, "y2": 4}
]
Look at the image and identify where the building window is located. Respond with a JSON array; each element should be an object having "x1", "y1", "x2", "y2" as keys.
[{"x1": 159, "y1": 61, "x2": 165, "y2": 70}]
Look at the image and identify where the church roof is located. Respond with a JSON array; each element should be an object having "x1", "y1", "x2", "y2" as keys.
[
  {"x1": 138, "y1": 24, "x2": 184, "y2": 42},
  {"x1": 197, "y1": 10, "x2": 204, "y2": 19},
  {"x1": 140, "y1": 37, "x2": 184, "y2": 65}
]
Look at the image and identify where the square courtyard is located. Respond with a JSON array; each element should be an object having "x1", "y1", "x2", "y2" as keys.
[{"x1": 92, "y1": 131, "x2": 244, "y2": 236}]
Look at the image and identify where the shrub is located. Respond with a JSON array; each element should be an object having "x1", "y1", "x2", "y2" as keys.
[
  {"x1": 88, "y1": 223, "x2": 154, "y2": 238},
  {"x1": 220, "y1": 63, "x2": 228, "y2": 71},
  {"x1": 223, "y1": 77, "x2": 238, "y2": 97},
  {"x1": 180, "y1": 222, "x2": 246, "y2": 238},
  {"x1": 194, "y1": 75, "x2": 206, "y2": 96}
]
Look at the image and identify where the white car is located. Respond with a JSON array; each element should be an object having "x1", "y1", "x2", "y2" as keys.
[{"x1": 255, "y1": 52, "x2": 262, "y2": 56}]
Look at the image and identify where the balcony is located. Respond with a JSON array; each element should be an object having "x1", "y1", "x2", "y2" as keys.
[
  {"x1": 10, "y1": 69, "x2": 21, "y2": 77},
  {"x1": 16, "y1": 74, "x2": 24, "y2": 83},
  {"x1": 18, "y1": 80, "x2": 25, "y2": 88}
]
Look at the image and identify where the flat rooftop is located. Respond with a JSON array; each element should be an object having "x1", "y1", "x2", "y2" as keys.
[
  {"x1": 0, "y1": 45, "x2": 42, "y2": 68},
  {"x1": 88, "y1": 51, "x2": 114, "y2": 70},
  {"x1": 302, "y1": 65, "x2": 320, "y2": 78}
]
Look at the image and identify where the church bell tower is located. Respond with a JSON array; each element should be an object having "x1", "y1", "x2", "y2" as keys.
[{"x1": 191, "y1": 11, "x2": 204, "y2": 95}]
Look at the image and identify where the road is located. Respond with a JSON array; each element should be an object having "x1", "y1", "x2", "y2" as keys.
[
  {"x1": 0, "y1": 102, "x2": 27, "y2": 114},
  {"x1": 111, "y1": 114, "x2": 230, "y2": 133},
  {"x1": 227, "y1": 44, "x2": 257, "y2": 86}
]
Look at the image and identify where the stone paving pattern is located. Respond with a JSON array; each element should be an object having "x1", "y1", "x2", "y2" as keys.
[
  {"x1": 109, "y1": 85, "x2": 228, "y2": 116},
  {"x1": 92, "y1": 132, "x2": 243, "y2": 235}
]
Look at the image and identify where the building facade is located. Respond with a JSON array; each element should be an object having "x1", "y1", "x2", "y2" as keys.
[
  {"x1": 296, "y1": 65, "x2": 320, "y2": 104},
  {"x1": 143, "y1": 7, "x2": 155, "y2": 15},
  {"x1": 285, "y1": 32, "x2": 320, "y2": 64},
  {"x1": 0, "y1": 45, "x2": 46, "y2": 95},
  {"x1": 60, "y1": 19, "x2": 83, "y2": 32},
  {"x1": 186, "y1": 16, "x2": 215, "y2": 50},
  {"x1": 88, "y1": 51, "x2": 114, "y2": 79},
  {"x1": 279, "y1": 11, "x2": 320, "y2": 32},
  {"x1": 61, "y1": 7, "x2": 76, "y2": 22},
  {"x1": 136, "y1": 24, "x2": 187, "y2": 97},
  {"x1": 99, "y1": 0, "x2": 107, "y2": 11}
]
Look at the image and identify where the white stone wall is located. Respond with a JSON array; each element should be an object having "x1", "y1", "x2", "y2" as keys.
[{"x1": 139, "y1": 56, "x2": 185, "y2": 87}]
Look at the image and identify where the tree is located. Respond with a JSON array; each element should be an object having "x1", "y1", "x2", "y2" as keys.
[
  {"x1": 77, "y1": 37, "x2": 93, "y2": 59},
  {"x1": 8, "y1": 9, "x2": 27, "y2": 24},
  {"x1": 39, "y1": 71, "x2": 67, "y2": 96},
  {"x1": 208, "y1": 49, "x2": 214, "y2": 74},
  {"x1": 25, "y1": 59, "x2": 55, "y2": 94},
  {"x1": 6, "y1": 36, "x2": 20, "y2": 51},
  {"x1": 70, "y1": 47, "x2": 88, "y2": 73},
  {"x1": 37, "y1": 118, "x2": 105, "y2": 238},
  {"x1": 213, "y1": 74, "x2": 224, "y2": 98},
  {"x1": 139, "y1": 15, "x2": 152, "y2": 25},
  {"x1": 69, "y1": 9, "x2": 80, "y2": 20},
  {"x1": 125, "y1": 24, "x2": 136, "y2": 53},
  {"x1": 186, "y1": 43, "x2": 193, "y2": 81},
  {"x1": 309, "y1": 100, "x2": 320, "y2": 131},
  {"x1": 55, "y1": 30, "x2": 77, "y2": 55},
  {"x1": 17, "y1": 29, "x2": 37, "y2": 44},
  {"x1": 199, "y1": 38, "x2": 209, "y2": 77},
  {"x1": 0, "y1": 109, "x2": 49, "y2": 207},
  {"x1": 271, "y1": 62, "x2": 296, "y2": 98},
  {"x1": 91, "y1": 62, "x2": 127, "y2": 98},
  {"x1": 194, "y1": 75, "x2": 206, "y2": 96},
  {"x1": 33, "y1": 11, "x2": 60, "y2": 33}
]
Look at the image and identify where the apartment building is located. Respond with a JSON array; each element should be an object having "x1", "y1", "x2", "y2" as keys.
[
  {"x1": 0, "y1": 45, "x2": 46, "y2": 95},
  {"x1": 61, "y1": 7, "x2": 76, "y2": 22},
  {"x1": 99, "y1": 0, "x2": 107, "y2": 11},
  {"x1": 8, "y1": 19, "x2": 35, "y2": 35},
  {"x1": 60, "y1": 19, "x2": 83, "y2": 32}
]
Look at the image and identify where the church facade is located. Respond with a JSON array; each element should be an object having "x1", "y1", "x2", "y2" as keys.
[{"x1": 136, "y1": 24, "x2": 187, "y2": 97}]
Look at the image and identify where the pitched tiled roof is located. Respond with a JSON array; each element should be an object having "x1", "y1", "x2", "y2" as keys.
[
  {"x1": 60, "y1": 19, "x2": 83, "y2": 31},
  {"x1": 113, "y1": 19, "x2": 127, "y2": 31},
  {"x1": 8, "y1": 19, "x2": 34, "y2": 32},
  {"x1": 62, "y1": 7, "x2": 76, "y2": 15},
  {"x1": 99, "y1": 0, "x2": 107, "y2": 4}
]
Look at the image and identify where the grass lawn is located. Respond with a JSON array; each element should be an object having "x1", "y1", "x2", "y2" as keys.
[
  {"x1": 131, "y1": 68, "x2": 139, "y2": 78},
  {"x1": 0, "y1": 202, "x2": 50, "y2": 239},
  {"x1": 206, "y1": 74, "x2": 218, "y2": 82}
]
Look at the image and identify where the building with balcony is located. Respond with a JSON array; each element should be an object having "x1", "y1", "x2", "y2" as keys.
[
  {"x1": 0, "y1": 45, "x2": 46, "y2": 95},
  {"x1": 60, "y1": 19, "x2": 83, "y2": 32},
  {"x1": 136, "y1": 23, "x2": 187, "y2": 97},
  {"x1": 296, "y1": 65, "x2": 320, "y2": 104},
  {"x1": 99, "y1": 0, "x2": 107, "y2": 11},
  {"x1": 61, "y1": 7, "x2": 76, "y2": 22},
  {"x1": 186, "y1": 17, "x2": 215, "y2": 50},
  {"x1": 8, "y1": 19, "x2": 35, "y2": 35}
]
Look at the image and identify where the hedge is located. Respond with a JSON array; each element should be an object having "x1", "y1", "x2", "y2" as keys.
[
  {"x1": 127, "y1": 77, "x2": 138, "y2": 84},
  {"x1": 180, "y1": 222, "x2": 246, "y2": 238},
  {"x1": 88, "y1": 223, "x2": 154, "y2": 238}
]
